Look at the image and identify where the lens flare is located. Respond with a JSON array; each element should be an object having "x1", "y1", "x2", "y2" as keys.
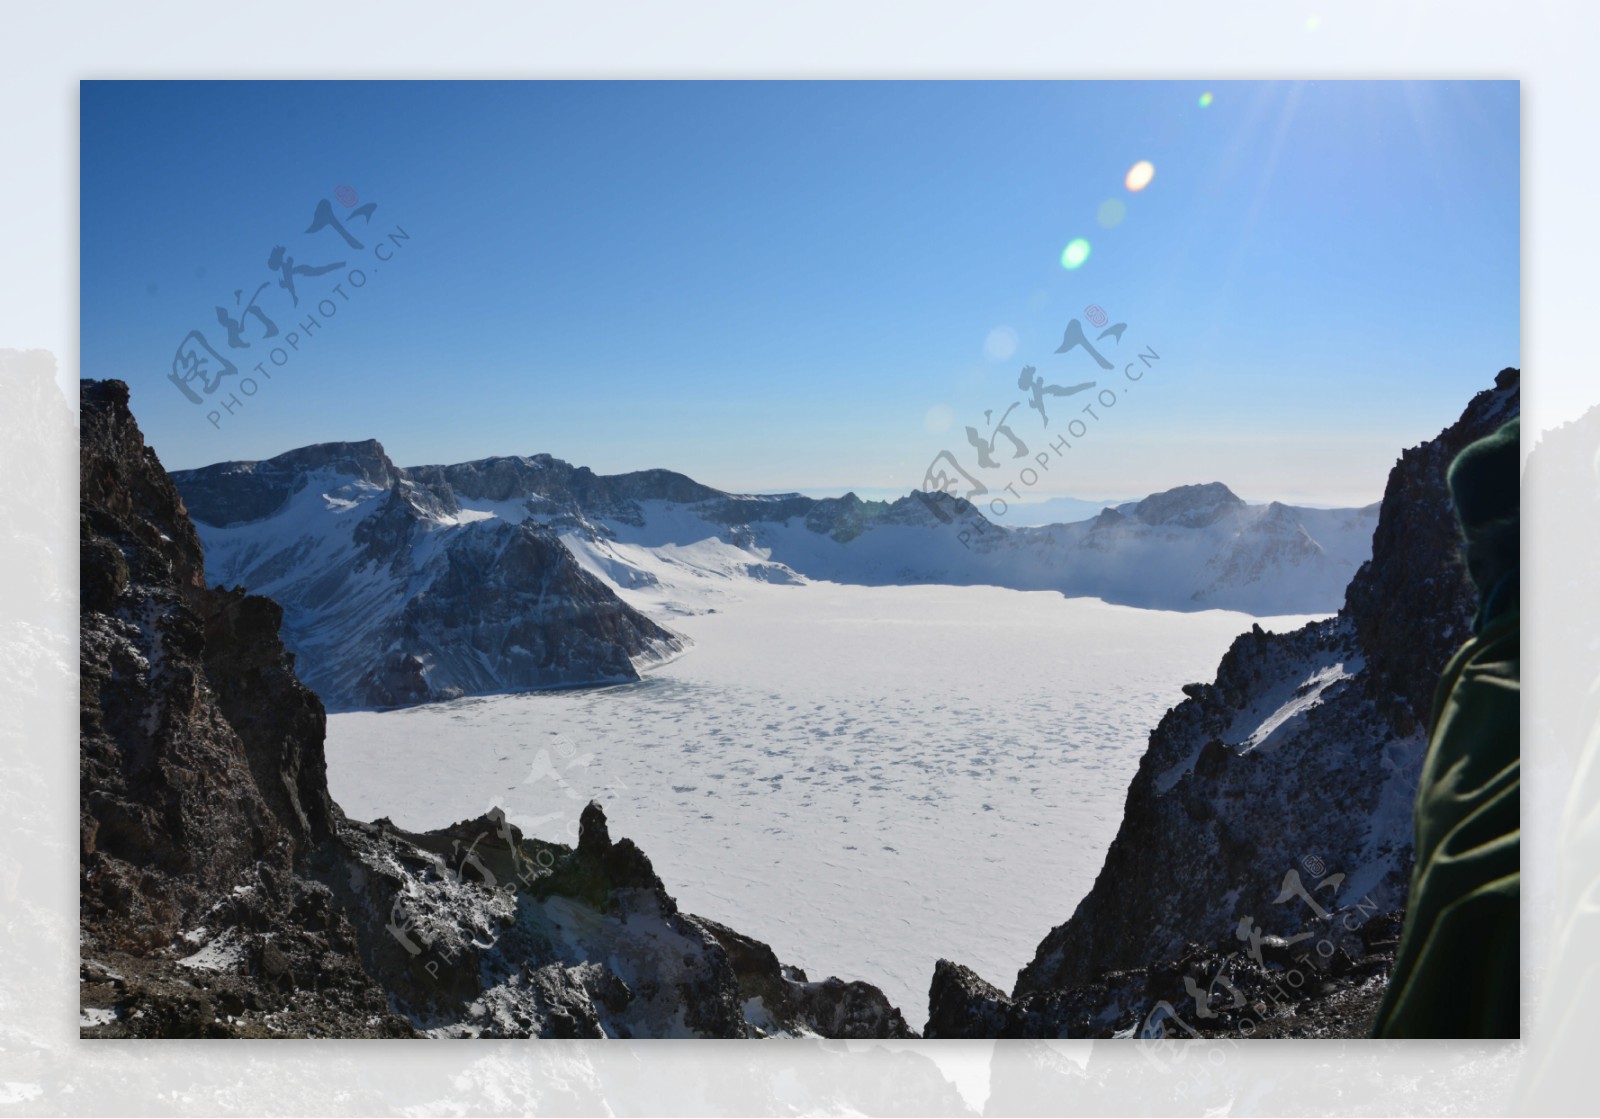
[
  {"x1": 1198, "y1": 91, "x2": 1213, "y2": 108},
  {"x1": 1097, "y1": 198, "x2": 1127, "y2": 228},
  {"x1": 984, "y1": 326, "x2": 1019, "y2": 361},
  {"x1": 1124, "y1": 160, "x2": 1155, "y2": 192},
  {"x1": 1060, "y1": 238, "x2": 1091, "y2": 270}
]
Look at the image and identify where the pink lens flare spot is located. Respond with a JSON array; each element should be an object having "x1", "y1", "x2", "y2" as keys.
[
  {"x1": 335, "y1": 184, "x2": 359, "y2": 207},
  {"x1": 1085, "y1": 304, "x2": 1109, "y2": 328},
  {"x1": 1124, "y1": 161, "x2": 1155, "y2": 192}
]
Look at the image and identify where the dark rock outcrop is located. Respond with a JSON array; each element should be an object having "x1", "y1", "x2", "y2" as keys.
[
  {"x1": 356, "y1": 515, "x2": 675, "y2": 707},
  {"x1": 80, "y1": 381, "x2": 910, "y2": 1039},
  {"x1": 697, "y1": 916, "x2": 916, "y2": 1039},
  {"x1": 80, "y1": 380, "x2": 401, "y2": 1034},
  {"x1": 1346, "y1": 365, "x2": 1521, "y2": 729},
  {"x1": 926, "y1": 959, "x2": 1013, "y2": 1038},
  {"x1": 926, "y1": 369, "x2": 1519, "y2": 1037},
  {"x1": 927, "y1": 913, "x2": 1404, "y2": 1039},
  {"x1": 199, "y1": 587, "x2": 336, "y2": 843}
]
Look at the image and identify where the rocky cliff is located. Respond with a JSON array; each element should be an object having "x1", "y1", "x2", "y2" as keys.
[
  {"x1": 80, "y1": 380, "x2": 912, "y2": 1039},
  {"x1": 926, "y1": 368, "x2": 1519, "y2": 1038}
]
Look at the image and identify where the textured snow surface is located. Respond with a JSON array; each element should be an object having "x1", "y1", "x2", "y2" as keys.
[{"x1": 327, "y1": 579, "x2": 1321, "y2": 1022}]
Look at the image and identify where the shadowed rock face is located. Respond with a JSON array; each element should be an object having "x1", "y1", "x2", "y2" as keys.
[
  {"x1": 924, "y1": 369, "x2": 1519, "y2": 1038},
  {"x1": 80, "y1": 381, "x2": 325, "y2": 941},
  {"x1": 927, "y1": 913, "x2": 1405, "y2": 1039},
  {"x1": 80, "y1": 380, "x2": 396, "y2": 1035},
  {"x1": 350, "y1": 513, "x2": 673, "y2": 707},
  {"x1": 1345, "y1": 366, "x2": 1521, "y2": 731},
  {"x1": 696, "y1": 915, "x2": 917, "y2": 1040},
  {"x1": 80, "y1": 381, "x2": 911, "y2": 1039}
]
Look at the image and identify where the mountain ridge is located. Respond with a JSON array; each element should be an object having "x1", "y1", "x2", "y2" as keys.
[{"x1": 171, "y1": 450, "x2": 1383, "y2": 710}]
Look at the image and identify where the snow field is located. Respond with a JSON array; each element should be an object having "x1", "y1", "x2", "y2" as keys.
[{"x1": 327, "y1": 579, "x2": 1322, "y2": 1022}]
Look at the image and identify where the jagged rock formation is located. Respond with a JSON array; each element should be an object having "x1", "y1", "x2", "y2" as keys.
[
  {"x1": 925, "y1": 368, "x2": 1519, "y2": 1038},
  {"x1": 79, "y1": 380, "x2": 912, "y2": 1039},
  {"x1": 1345, "y1": 371, "x2": 1519, "y2": 729},
  {"x1": 80, "y1": 380, "x2": 396, "y2": 1035},
  {"x1": 927, "y1": 911, "x2": 1404, "y2": 1039},
  {"x1": 169, "y1": 444, "x2": 687, "y2": 710},
  {"x1": 320, "y1": 803, "x2": 914, "y2": 1039},
  {"x1": 696, "y1": 915, "x2": 917, "y2": 1039}
]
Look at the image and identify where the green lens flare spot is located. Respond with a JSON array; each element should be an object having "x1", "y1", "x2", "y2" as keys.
[
  {"x1": 1198, "y1": 91, "x2": 1214, "y2": 108},
  {"x1": 1060, "y1": 238, "x2": 1091, "y2": 270}
]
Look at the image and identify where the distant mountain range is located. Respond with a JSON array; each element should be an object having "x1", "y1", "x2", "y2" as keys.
[{"x1": 170, "y1": 448, "x2": 1380, "y2": 710}]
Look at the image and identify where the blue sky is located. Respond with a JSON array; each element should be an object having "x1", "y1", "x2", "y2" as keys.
[{"x1": 80, "y1": 80, "x2": 1519, "y2": 505}]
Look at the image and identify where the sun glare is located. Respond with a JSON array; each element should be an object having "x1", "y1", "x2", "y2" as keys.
[{"x1": 1124, "y1": 160, "x2": 1155, "y2": 192}]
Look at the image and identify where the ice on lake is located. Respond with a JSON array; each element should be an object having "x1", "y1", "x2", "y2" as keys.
[{"x1": 325, "y1": 579, "x2": 1321, "y2": 1025}]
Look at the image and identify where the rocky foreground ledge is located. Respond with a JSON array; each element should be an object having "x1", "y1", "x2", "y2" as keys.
[{"x1": 79, "y1": 379, "x2": 911, "y2": 1039}]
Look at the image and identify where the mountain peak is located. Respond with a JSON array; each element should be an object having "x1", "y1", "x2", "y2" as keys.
[
  {"x1": 171, "y1": 439, "x2": 399, "y2": 527},
  {"x1": 1126, "y1": 482, "x2": 1244, "y2": 527}
]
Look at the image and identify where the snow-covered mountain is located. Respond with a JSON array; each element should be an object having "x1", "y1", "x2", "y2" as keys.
[
  {"x1": 169, "y1": 442, "x2": 687, "y2": 710},
  {"x1": 171, "y1": 445, "x2": 1378, "y2": 710},
  {"x1": 172, "y1": 445, "x2": 1376, "y2": 707},
  {"x1": 533, "y1": 476, "x2": 1377, "y2": 617}
]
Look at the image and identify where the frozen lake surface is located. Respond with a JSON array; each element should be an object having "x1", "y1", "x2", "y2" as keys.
[{"x1": 326, "y1": 580, "x2": 1320, "y2": 1024}]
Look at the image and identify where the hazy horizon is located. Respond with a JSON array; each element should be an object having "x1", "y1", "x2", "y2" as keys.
[{"x1": 148, "y1": 417, "x2": 1385, "y2": 510}]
